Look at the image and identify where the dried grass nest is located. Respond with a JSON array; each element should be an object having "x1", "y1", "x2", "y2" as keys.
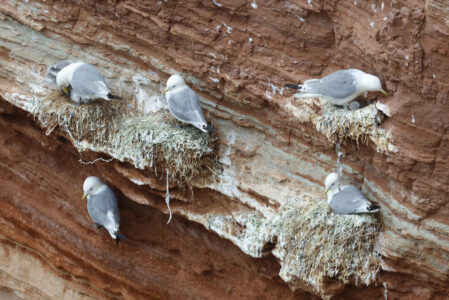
[
  {"x1": 225, "y1": 196, "x2": 381, "y2": 296},
  {"x1": 285, "y1": 98, "x2": 394, "y2": 152},
  {"x1": 316, "y1": 102, "x2": 392, "y2": 152},
  {"x1": 271, "y1": 196, "x2": 381, "y2": 295},
  {"x1": 31, "y1": 93, "x2": 217, "y2": 186}
]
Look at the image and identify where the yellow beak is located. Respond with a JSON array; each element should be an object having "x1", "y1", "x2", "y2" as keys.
[
  {"x1": 162, "y1": 89, "x2": 168, "y2": 95},
  {"x1": 82, "y1": 193, "x2": 87, "y2": 201},
  {"x1": 62, "y1": 86, "x2": 70, "y2": 96},
  {"x1": 324, "y1": 188, "x2": 330, "y2": 196},
  {"x1": 380, "y1": 89, "x2": 388, "y2": 96}
]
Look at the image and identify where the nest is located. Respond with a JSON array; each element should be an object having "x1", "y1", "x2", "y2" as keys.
[
  {"x1": 218, "y1": 195, "x2": 380, "y2": 297},
  {"x1": 271, "y1": 196, "x2": 380, "y2": 296},
  {"x1": 316, "y1": 103, "x2": 392, "y2": 152},
  {"x1": 284, "y1": 98, "x2": 394, "y2": 152},
  {"x1": 31, "y1": 93, "x2": 217, "y2": 186}
]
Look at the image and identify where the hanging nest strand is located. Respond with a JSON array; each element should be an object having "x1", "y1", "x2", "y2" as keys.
[{"x1": 30, "y1": 92, "x2": 217, "y2": 186}]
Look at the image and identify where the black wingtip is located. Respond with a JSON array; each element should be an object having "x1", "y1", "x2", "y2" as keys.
[
  {"x1": 284, "y1": 83, "x2": 301, "y2": 90},
  {"x1": 107, "y1": 93, "x2": 122, "y2": 100},
  {"x1": 367, "y1": 205, "x2": 381, "y2": 211},
  {"x1": 115, "y1": 231, "x2": 127, "y2": 245},
  {"x1": 206, "y1": 123, "x2": 215, "y2": 135}
]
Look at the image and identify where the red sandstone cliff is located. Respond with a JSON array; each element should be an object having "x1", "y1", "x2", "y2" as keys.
[{"x1": 0, "y1": 0, "x2": 448, "y2": 299}]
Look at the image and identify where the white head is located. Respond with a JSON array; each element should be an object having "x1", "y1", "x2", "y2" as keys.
[
  {"x1": 324, "y1": 172, "x2": 339, "y2": 192},
  {"x1": 163, "y1": 74, "x2": 186, "y2": 94},
  {"x1": 55, "y1": 61, "x2": 86, "y2": 88},
  {"x1": 82, "y1": 176, "x2": 105, "y2": 200},
  {"x1": 47, "y1": 60, "x2": 73, "y2": 81},
  {"x1": 56, "y1": 66, "x2": 72, "y2": 88},
  {"x1": 358, "y1": 72, "x2": 387, "y2": 95}
]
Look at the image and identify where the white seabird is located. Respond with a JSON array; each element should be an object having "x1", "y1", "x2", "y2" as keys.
[
  {"x1": 324, "y1": 172, "x2": 380, "y2": 214},
  {"x1": 82, "y1": 176, "x2": 127, "y2": 244},
  {"x1": 285, "y1": 69, "x2": 387, "y2": 108},
  {"x1": 51, "y1": 60, "x2": 121, "y2": 104},
  {"x1": 162, "y1": 74, "x2": 212, "y2": 133}
]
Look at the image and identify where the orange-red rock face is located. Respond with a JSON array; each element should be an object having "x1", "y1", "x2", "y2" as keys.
[
  {"x1": 0, "y1": 103, "x2": 309, "y2": 299},
  {"x1": 0, "y1": 0, "x2": 448, "y2": 299}
]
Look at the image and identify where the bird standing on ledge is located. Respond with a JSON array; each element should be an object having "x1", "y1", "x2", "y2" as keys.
[{"x1": 285, "y1": 69, "x2": 387, "y2": 109}]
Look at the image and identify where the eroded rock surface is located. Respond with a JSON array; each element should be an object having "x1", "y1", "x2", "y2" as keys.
[{"x1": 0, "y1": 0, "x2": 448, "y2": 299}]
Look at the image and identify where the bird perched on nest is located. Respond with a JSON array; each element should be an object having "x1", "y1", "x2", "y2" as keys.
[
  {"x1": 324, "y1": 173, "x2": 380, "y2": 214},
  {"x1": 285, "y1": 69, "x2": 387, "y2": 109},
  {"x1": 47, "y1": 60, "x2": 121, "y2": 105},
  {"x1": 162, "y1": 74, "x2": 213, "y2": 133},
  {"x1": 82, "y1": 176, "x2": 127, "y2": 244}
]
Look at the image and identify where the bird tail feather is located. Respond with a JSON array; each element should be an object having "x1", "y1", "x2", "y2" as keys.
[
  {"x1": 294, "y1": 93, "x2": 321, "y2": 99},
  {"x1": 115, "y1": 231, "x2": 127, "y2": 245}
]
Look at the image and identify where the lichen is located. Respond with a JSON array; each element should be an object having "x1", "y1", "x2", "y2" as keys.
[{"x1": 30, "y1": 92, "x2": 217, "y2": 186}]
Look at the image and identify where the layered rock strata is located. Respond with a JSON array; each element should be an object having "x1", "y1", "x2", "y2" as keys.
[{"x1": 0, "y1": 0, "x2": 448, "y2": 299}]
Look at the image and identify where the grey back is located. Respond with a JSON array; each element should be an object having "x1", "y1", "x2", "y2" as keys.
[
  {"x1": 71, "y1": 63, "x2": 110, "y2": 97},
  {"x1": 306, "y1": 70, "x2": 357, "y2": 99},
  {"x1": 167, "y1": 86, "x2": 206, "y2": 124},
  {"x1": 87, "y1": 186, "x2": 120, "y2": 227},
  {"x1": 329, "y1": 185, "x2": 369, "y2": 214}
]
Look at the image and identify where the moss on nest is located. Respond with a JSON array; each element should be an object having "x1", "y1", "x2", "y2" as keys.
[
  {"x1": 270, "y1": 196, "x2": 380, "y2": 295},
  {"x1": 31, "y1": 94, "x2": 217, "y2": 186}
]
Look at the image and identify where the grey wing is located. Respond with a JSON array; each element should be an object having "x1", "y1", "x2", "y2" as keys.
[
  {"x1": 305, "y1": 70, "x2": 357, "y2": 99},
  {"x1": 71, "y1": 64, "x2": 110, "y2": 97},
  {"x1": 167, "y1": 87, "x2": 207, "y2": 124},
  {"x1": 87, "y1": 187, "x2": 120, "y2": 226},
  {"x1": 329, "y1": 185, "x2": 370, "y2": 214}
]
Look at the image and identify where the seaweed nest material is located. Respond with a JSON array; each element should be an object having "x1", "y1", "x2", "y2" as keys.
[
  {"x1": 31, "y1": 94, "x2": 216, "y2": 186},
  {"x1": 271, "y1": 196, "x2": 380, "y2": 296}
]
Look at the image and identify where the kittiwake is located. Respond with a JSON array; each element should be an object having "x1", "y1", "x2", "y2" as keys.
[
  {"x1": 162, "y1": 74, "x2": 213, "y2": 133},
  {"x1": 285, "y1": 69, "x2": 387, "y2": 108},
  {"x1": 82, "y1": 176, "x2": 127, "y2": 244},
  {"x1": 324, "y1": 172, "x2": 380, "y2": 214},
  {"x1": 52, "y1": 61, "x2": 121, "y2": 105}
]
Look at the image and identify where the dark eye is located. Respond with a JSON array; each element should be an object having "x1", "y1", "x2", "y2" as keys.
[{"x1": 172, "y1": 85, "x2": 175, "y2": 88}]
